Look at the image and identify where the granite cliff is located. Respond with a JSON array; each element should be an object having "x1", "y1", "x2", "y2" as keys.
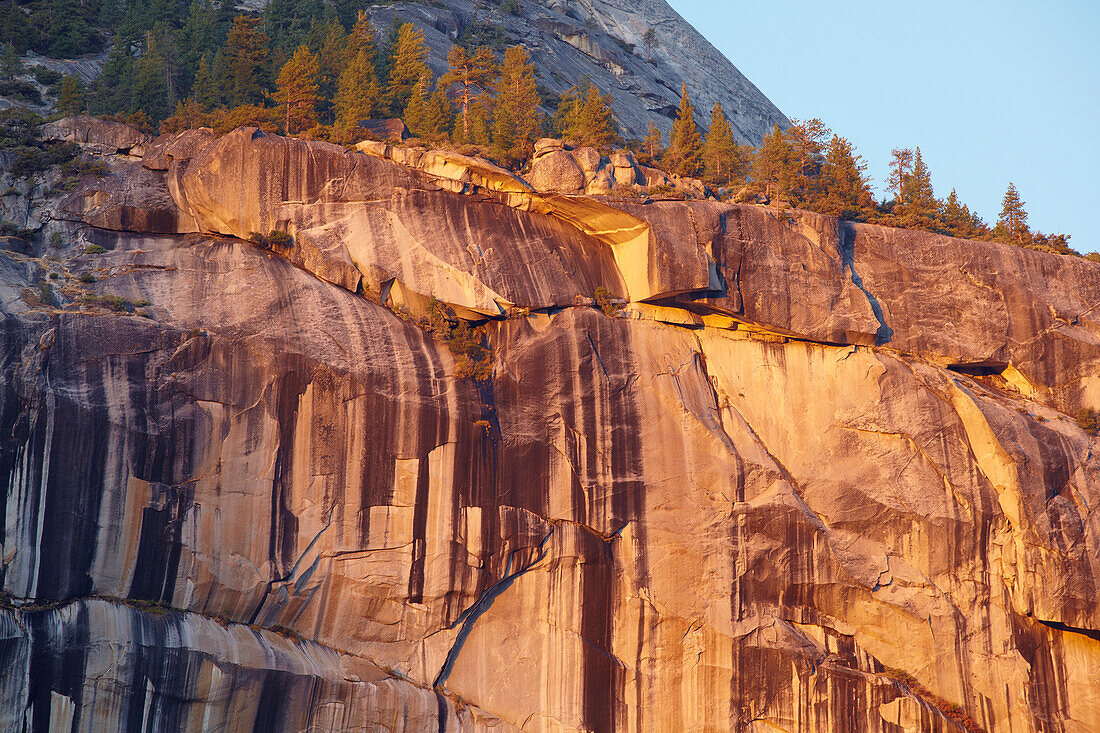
[
  {"x1": 242, "y1": 0, "x2": 788, "y2": 144},
  {"x1": 0, "y1": 119, "x2": 1098, "y2": 732}
]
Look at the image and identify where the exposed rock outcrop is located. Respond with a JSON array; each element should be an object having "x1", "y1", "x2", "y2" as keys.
[
  {"x1": 323, "y1": 0, "x2": 788, "y2": 143},
  {"x1": 1, "y1": 124, "x2": 1098, "y2": 732},
  {"x1": 40, "y1": 115, "x2": 149, "y2": 154}
]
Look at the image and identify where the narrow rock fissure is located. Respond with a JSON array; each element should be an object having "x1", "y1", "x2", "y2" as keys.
[
  {"x1": 433, "y1": 530, "x2": 555, "y2": 689},
  {"x1": 1037, "y1": 618, "x2": 1100, "y2": 643},
  {"x1": 838, "y1": 222, "x2": 893, "y2": 345}
]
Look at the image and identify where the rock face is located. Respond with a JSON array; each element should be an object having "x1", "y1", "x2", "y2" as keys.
[
  {"x1": 1, "y1": 124, "x2": 1099, "y2": 732},
  {"x1": 341, "y1": 0, "x2": 787, "y2": 143}
]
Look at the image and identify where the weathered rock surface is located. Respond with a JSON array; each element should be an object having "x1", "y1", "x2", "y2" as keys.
[
  {"x1": 324, "y1": 0, "x2": 788, "y2": 143},
  {"x1": 1, "y1": 126, "x2": 1098, "y2": 732},
  {"x1": 39, "y1": 115, "x2": 149, "y2": 154}
]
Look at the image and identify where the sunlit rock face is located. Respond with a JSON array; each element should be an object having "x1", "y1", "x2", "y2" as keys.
[
  {"x1": 236, "y1": 0, "x2": 788, "y2": 144},
  {"x1": 1, "y1": 121, "x2": 1099, "y2": 732}
]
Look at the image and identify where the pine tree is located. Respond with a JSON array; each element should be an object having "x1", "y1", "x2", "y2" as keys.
[
  {"x1": 180, "y1": 0, "x2": 217, "y2": 74},
  {"x1": 311, "y1": 17, "x2": 347, "y2": 119},
  {"x1": 898, "y1": 147, "x2": 938, "y2": 229},
  {"x1": 385, "y1": 22, "x2": 429, "y2": 117},
  {"x1": 346, "y1": 11, "x2": 377, "y2": 63},
  {"x1": 88, "y1": 42, "x2": 134, "y2": 116},
  {"x1": 56, "y1": 75, "x2": 86, "y2": 116},
  {"x1": 131, "y1": 32, "x2": 171, "y2": 122},
  {"x1": 404, "y1": 73, "x2": 452, "y2": 142},
  {"x1": 211, "y1": 49, "x2": 233, "y2": 107},
  {"x1": 491, "y1": 45, "x2": 541, "y2": 166},
  {"x1": 819, "y1": 134, "x2": 875, "y2": 219},
  {"x1": 1, "y1": 42, "x2": 23, "y2": 79},
  {"x1": 753, "y1": 124, "x2": 795, "y2": 205},
  {"x1": 403, "y1": 71, "x2": 428, "y2": 135},
  {"x1": 786, "y1": 118, "x2": 828, "y2": 206},
  {"x1": 998, "y1": 182, "x2": 1029, "y2": 242},
  {"x1": 334, "y1": 49, "x2": 380, "y2": 129},
  {"x1": 703, "y1": 102, "x2": 738, "y2": 187},
  {"x1": 224, "y1": 15, "x2": 269, "y2": 106},
  {"x1": 664, "y1": 83, "x2": 703, "y2": 178},
  {"x1": 276, "y1": 44, "x2": 320, "y2": 134},
  {"x1": 939, "y1": 189, "x2": 989, "y2": 239},
  {"x1": 439, "y1": 45, "x2": 497, "y2": 142},
  {"x1": 421, "y1": 86, "x2": 454, "y2": 141},
  {"x1": 190, "y1": 55, "x2": 217, "y2": 110},
  {"x1": 641, "y1": 27, "x2": 659, "y2": 62},
  {"x1": 887, "y1": 148, "x2": 913, "y2": 204},
  {"x1": 161, "y1": 98, "x2": 210, "y2": 133},
  {"x1": 555, "y1": 80, "x2": 618, "y2": 150},
  {"x1": 640, "y1": 121, "x2": 664, "y2": 166}
]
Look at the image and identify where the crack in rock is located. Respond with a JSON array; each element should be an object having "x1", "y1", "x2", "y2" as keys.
[{"x1": 433, "y1": 529, "x2": 555, "y2": 689}]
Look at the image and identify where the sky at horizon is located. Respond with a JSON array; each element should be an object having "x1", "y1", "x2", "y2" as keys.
[{"x1": 670, "y1": 0, "x2": 1100, "y2": 253}]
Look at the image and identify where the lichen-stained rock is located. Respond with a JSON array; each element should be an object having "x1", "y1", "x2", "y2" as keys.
[
  {"x1": 0, "y1": 599, "x2": 514, "y2": 732},
  {"x1": 39, "y1": 115, "x2": 149, "y2": 154},
  {"x1": 528, "y1": 149, "x2": 586, "y2": 194},
  {"x1": 174, "y1": 128, "x2": 626, "y2": 315},
  {"x1": 59, "y1": 156, "x2": 199, "y2": 234},
  {"x1": 3, "y1": 129, "x2": 1100, "y2": 732},
  {"x1": 140, "y1": 127, "x2": 215, "y2": 172},
  {"x1": 614, "y1": 200, "x2": 1100, "y2": 411}
]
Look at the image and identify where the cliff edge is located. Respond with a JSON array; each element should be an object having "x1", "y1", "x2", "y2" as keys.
[{"x1": 0, "y1": 120, "x2": 1098, "y2": 732}]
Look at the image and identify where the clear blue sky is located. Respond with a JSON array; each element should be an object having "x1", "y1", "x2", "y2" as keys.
[{"x1": 671, "y1": 0, "x2": 1100, "y2": 253}]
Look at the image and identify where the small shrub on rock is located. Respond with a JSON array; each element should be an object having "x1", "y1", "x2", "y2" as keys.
[
  {"x1": 1076, "y1": 407, "x2": 1099, "y2": 435},
  {"x1": 427, "y1": 298, "x2": 493, "y2": 381},
  {"x1": 84, "y1": 244, "x2": 107, "y2": 254},
  {"x1": 595, "y1": 286, "x2": 625, "y2": 316},
  {"x1": 248, "y1": 230, "x2": 294, "y2": 251}
]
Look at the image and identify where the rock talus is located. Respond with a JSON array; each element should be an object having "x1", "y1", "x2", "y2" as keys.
[{"x1": 0, "y1": 122, "x2": 1098, "y2": 732}]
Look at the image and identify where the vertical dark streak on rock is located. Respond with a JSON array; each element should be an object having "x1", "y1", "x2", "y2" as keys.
[
  {"x1": 582, "y1": 533, "x2": 616, "y2": 733},
  {"x1": 838, "y1": 222, "x2": 893, "y2": 345},
  {"x1": 271, "y1": 370, "x2": 308, "y2": 581},
  {"x1": 408, "y1": 455, "x2": 430, "y2": 604}
]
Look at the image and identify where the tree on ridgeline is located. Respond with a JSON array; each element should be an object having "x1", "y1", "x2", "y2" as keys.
[
  {"x1": 818, "y1": 134, "x2": 875, "y2": 219},
  {"x1": 385, "y1": 22, "x2": 430, "y2": 117},
  {"x1": 554, "y1": 79, "x2": 619, "y2": 151},
  {"x1": 895, "y1": 147, "x2": 938, "y2": 230},
  {"x1": 939, "y1": 189, "x2": 989, "y2": 239},
  {"x1": 275, "y1": 44, "x2": 320, "y2": 134},
  {"x1": 160, "y1": 98, "x2": 210, "y2": 133},
  {"x1": 753, "y1": 124, "x2": 794, "y2": 205},
  {"x1": 440, "y1": 45, "x2": 497, "y2": 144},
  {"x1": 224, "y1": 15, "x2": 270, "y2": 106},
  {"x1": 702, "y1": 102, "x2": 742, "y2": 187},
  {"x1": 785, "y1": 118, "x2": 828, "y2": 207},
  {"x1": 996, "y1": 182, "x2": 1030, "y2": 243},
  {"x1": 492, "y1": 46, "x2": 541, "y2": 167},
  {"x1": 664, "y1": 83, "x2": 703, "y2": 177},
  {"x1": 702, "y1": 102, "x2": 735, "y2": 183},
  {"x1": 887, "y1": 147, "x2": 913, "y2": 204}
]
